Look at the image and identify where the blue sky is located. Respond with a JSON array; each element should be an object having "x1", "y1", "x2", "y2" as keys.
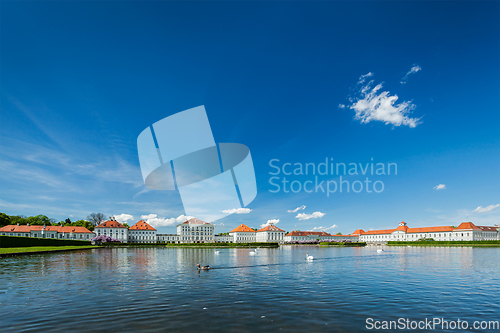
[{"x1": 1, "y1": 1, "x2": 498, "y2": 234}]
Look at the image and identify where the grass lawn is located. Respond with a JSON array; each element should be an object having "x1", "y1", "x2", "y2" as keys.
[{"x1": 0, "y1": 246, "x2": 99, "y2": 255}]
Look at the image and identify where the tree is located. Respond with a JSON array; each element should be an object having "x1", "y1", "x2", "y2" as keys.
[
  {"x1": 9, "y1": 215, "x2": 28, "y2": 225},
  {"x1": 123, "y1": 223, "x2": 130, "y2": 228},
  {"x1": 0, "y1": 213, "x2": 11, "y2": 227},
  {"x1": 336, "y1": 232, "x2": 342, "y2": 235},
  {"x1": 87, "y1": 212, "x2": 105, "y2": 226},
  {"x1": 27, "y1": 215, "x2": 51, "y2": 225},
  {"x1": 65, "y1": 218, "x2": 72, "y2": 224}
]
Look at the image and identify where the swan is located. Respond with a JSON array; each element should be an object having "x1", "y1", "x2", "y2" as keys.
[
  {"x1": 407, "y1": 246, "x2": 411, "y2": 248},
  {"x1": 377, "y1": 249, "x2": 384, "y2": 253},
  {"x1": 214, "y1": 249, "x2": 220, "y2": 254},
  {"x1": 249, "y1": 250, "x2": 256, "y2": 255},
  {"x1": 196, "y1": 263, "x2": 211, "y2": 270},
  {"x1": 306, "y1": 252, "x2": 314, "y2": 261}
]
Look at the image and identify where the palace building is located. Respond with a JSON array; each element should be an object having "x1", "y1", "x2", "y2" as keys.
[
  {"x1": 128, "y1": 220, "x2": 157, "y2": 243},
  {"x1": 284, "y1": 231, "x2": 359, "y2": 242},
  {"x1": 354, "y1": 221, "x2": 500, "y2": 243},
  {"x1": 176, "y1": 218, "x2": 215, "y2": 243},
  {"x1": 95, "y1": 218, "x2": 129, "y2": 242},
  {"x1": 0, "y1": 224, "x2": 95, "y2": 240}
]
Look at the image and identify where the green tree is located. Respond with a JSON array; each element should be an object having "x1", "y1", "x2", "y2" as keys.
[
  {"x1": 9, "y1": 215, "x2": 28, "y2": 225},
  {"x1": 27, "y1": 215, "x2": 51, "y2": 225},
  {"x1": 70, "y1": 219, "x2": 95, "y2": 231},
  {"x1": 336, "y1": 232, "x2": 342, "y2": 235},
  {"x1": 123, "y1": 223, "x2": 130, "y2": 228},
  {"x1": 0, "y1": 213, "x2": 11, "y2": 227},
  {"x1": 65, "y1": 218, "x2": 72, "y2": 224}
]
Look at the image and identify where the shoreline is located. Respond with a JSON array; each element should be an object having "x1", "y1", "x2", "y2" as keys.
[{"x1": 0, "y1": 246, "x2": 100, "y2": 258}]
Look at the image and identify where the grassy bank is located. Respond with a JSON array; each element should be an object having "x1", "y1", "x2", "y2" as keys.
[
  {"x1": 0, "y1": 246, "x2": 99, "y2": 257},
  {"x1": 388, "y1": 240, "x2": 500, "y2": 247},
  {"x1": 319, "y1": 242, "x2": 367, "y2": 247},
  {"x1": 102, "y1": 242, "x2": 279, "y2": 248}
]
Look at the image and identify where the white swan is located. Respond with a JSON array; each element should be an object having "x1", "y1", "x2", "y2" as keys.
[
  {"x1": 249, "y1": 250, "x2": 256, "y2": 255},
  {"x1": 214, "y1": 249, "x2": 219, "y2": 254},
  {"x1": 306, "y1": 252, "x2": 314, "y2": 261},
  {"x1": 377, "y1": 249, "x2": 384, "y2": 253}
]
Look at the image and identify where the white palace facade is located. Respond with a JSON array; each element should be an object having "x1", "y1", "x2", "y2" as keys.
[
  {"x1": 354, "y1": 221, "x2": 500, "y2": 243},
  {"x1": 3, "y1": 218, "x2": 497, "y2": 245}
]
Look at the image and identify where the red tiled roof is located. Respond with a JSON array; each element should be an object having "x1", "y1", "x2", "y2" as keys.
[
  {"x1": 455, "y1": 222, "x2": 481, "y2": 230},
  {"x1": 332, "y1": 234, "x2": 358, "y2": 237},
  {"x1": 257, "y1": 225, "x2": 285, "y2": 232},
  {"x1": 395, "y1": 225, "x2": 409, "y2": 232},
  {"x1": 352, "y1": 229, "x2": 365, "y2": 235},
  {"x1": 181, "y1": 218, "x2": 209, "y2": 225},
  {"x1": 363, "y1": 229, "x2": 396, "y2": 235},
  {"x1": 407, "y1": 226, "x2": 454, "y2": 233},
  {"x1": 229, "y1": 224, "x2": 255, "y2": 233},
  {"x1": 0, "y1": 225, "x2": 93, "y2": 233},
  {"x1": 285, "y1": 231, "x2": 331, "y2": 237},
  {"x1": 95, "y1": 220, "x2": 126, "y2": 228},
  {"x1": 129, "y1": 220, "x2": 157, "y2": 231},
  {"x1": 477, "y1": 226, "x2": 499, "y2": 231}
]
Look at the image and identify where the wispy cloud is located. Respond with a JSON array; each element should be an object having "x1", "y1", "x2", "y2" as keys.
[
  {"x1": 287, "y1": 205, "x2": 306, "y2": 213},
  {"x1": 312, "y1": 224, "x2": 337, "y2": 231},
  {"x1": 114, "y1": 213, "x2": 134, "y2": 223},
  {"x1": 296, "y1": 211, "x2": 325, "y2": 220},
  {"x1": 140, "y1": 214, "x2": 193, "y2": 227},
  {"x1": 221, "y1": 208, "x2": 252, "y2": 214},
  {"x1": 341, "y1": 72, "x2": 420, "y2": 128},
  {"x1": 433, "y1": 184, "x2": 446, "y2": 190},
  {"x1": 260, "y1": 218, "x2": 280, "y2": 228},
  {"x1": 401, "y1": 65, "x2": 422, "y2": 84},
  {"x1": 473, "y1": 204, "x2": 500, "y2": 214}
]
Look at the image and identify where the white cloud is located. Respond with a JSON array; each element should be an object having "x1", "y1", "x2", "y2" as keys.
[
  {"x1": 296, "y1": 211, "x2": 326, "y2": 220},
  {"x1": 433, "y1": 184, "x2": 446, "y2": 190},
  {"x1": 140, "y1": 214, "x2": 194, "y2": 227},
  {"x1": 358, "y1": 72, "x2": 374, "y2": 84},
  {"x1": 401, "y1": 65, "x2": 422, "y2": 84},
  {"x1": 473, "y1": 204, "x2": 500, "y2": 214},
  {"x1": 338, "y1": 104, "x2": 346, "y2": 109},
  {"x1": 342, "y1": 73, "x2": 420, "y2": 128},
  {"x1": 260, "y1": 219, "x2": 280, "y2": 228},
  {"x1": 312, "y1": 224, "x2": 337, "y2": 231},
  {"x1": 221, "y1": 208, "x2": 252, "y2": 214},
  {"x1": 114, "y1": 213, "x2": 134, "y2": 223},
  {"x1": 287, "y1": 205, "x2": 306, "y2": 213}
]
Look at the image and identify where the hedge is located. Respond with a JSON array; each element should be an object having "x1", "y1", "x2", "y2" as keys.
[
  {"x1": 0, "y1": 235, "x2": 91, "y2": 248},
  {"x1": 319, "y1": 242, "x2": 367, "y2": 246},
  {"x1": 102, "y1": 242, "x2": 279, "y2": 248}
]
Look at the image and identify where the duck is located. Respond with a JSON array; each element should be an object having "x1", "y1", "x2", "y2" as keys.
[
  {"x1": 196, "y1": 263, "x2": 211, "y2": 270},
  {"x1": 306, "y1": 252, "x2": 314, "y2": 261}
]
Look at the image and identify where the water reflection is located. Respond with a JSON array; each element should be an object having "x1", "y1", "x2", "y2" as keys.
[{"x1": 1, "y1": 246, "x2": 499, "y2": 332}]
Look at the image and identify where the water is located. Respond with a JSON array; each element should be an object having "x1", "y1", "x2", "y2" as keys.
[{"x1": 1, "y1": 246, "x2": 499, "y2": 332}]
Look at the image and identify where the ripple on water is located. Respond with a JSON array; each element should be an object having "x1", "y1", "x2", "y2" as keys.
[{"x1": 1, "y1": 246, "x2": 499, "y2": 332}]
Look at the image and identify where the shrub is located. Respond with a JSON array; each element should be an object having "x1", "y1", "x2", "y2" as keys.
[{"x1": 0, "y1": 235, "x2": 91, "y2": 248}]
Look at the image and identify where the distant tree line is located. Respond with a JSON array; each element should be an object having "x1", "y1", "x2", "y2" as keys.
[{"x1": 0, "y1": 212, "x2": 108, "y2": 232}]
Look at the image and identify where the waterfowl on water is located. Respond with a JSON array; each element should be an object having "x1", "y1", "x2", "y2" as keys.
[
  {"x1": 196, "y1": 263, "x2": 211, "y2": 270},
  {"x1": 214, "y1": 249, "x2": 219, "y2": 254},
  {"x1": 306, "y1": 252, "x2": 314, "y2": 261},
  {"x1": 377, "y1": 249, "x2": 384, "y2": 253},
  {"x1": 249, "y1": 250, "x2": 256, "y2": 255}
]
